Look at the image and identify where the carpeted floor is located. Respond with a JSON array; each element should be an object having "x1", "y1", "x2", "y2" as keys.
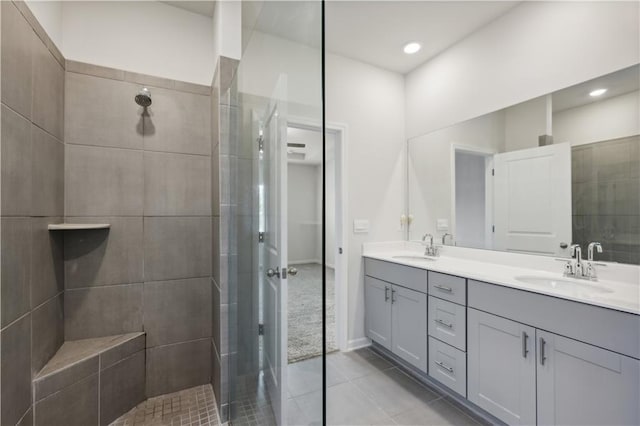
[{"x1": 287, "y1": 263, "x2": 337, "y2": 363}]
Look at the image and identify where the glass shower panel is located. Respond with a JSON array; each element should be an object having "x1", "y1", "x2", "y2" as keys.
[{"x1": 226, "y1": 1, "x2": 324, "y2": 425}]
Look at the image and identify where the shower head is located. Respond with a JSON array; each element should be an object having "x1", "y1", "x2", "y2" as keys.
[{"x1": 135, "y1": 87, "x2": 152, "y2": 107}]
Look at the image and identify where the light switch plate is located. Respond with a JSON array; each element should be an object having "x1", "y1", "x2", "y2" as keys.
[
  {"x1": 437, "y1": 219, "x2": 449, "y2": 231},
  {"x1": 353, "y1": 219, "x2": 370, "y2": 234}
]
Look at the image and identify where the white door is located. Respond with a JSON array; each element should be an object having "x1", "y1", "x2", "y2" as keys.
[
  {"x1": 537, "y1": 330, "x2": 640, "y2": 426},
  {"x1": 493, "y1": 143, "x2": 571, "y2": 256},
  {"x1": 468, "y1": 308, "x2": 536, "y2": 425},
  {"x1": 260, "y1": 76, "x2": 288, "y2": 425}
]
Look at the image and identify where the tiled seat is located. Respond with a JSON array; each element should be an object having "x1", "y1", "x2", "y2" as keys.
[{"x1": 33, "y1": 332, "x2": 146, "y2": 426}]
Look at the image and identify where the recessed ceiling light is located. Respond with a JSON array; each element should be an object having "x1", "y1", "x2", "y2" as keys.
[
  {"x1": 403, "y1": 42, "x2": 421, "y2": 55},
  {"x1": 589, "y1": 88, "x2": 607, "y2": 97}
]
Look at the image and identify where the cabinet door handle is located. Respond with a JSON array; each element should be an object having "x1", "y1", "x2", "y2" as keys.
[
  {"x1": 434, "y1": 318, "x2": 453, "y2": 329},
  {"x1": 434, "y1": 285, "x2": 453, "y2": 293},
  {"x1": 435, "y1": 361, "x2": 454, "y2": 374},
  {"x1": 391, "y1": 288, "x2": 397, "y2": 304},
  {"x1": 539, "y1": 337, "x2": 547, "y2": 365},
  {"x1": 522, "y1": 331, "x2": 529, "y2": 358},
  {"x1": 385, "y1": 286, "x2": 390, "y2": 302}
]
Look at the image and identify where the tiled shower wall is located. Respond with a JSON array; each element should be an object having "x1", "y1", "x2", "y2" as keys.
[
  {"x1": 63, "y1": 61, "x2": 213, "y2": 397},
  {"x1": 572, "y1": 135, "x2": 640, "y2": 264},
  {"x1": 0, "y1": 1, "x2": 65, "y2": 425}
]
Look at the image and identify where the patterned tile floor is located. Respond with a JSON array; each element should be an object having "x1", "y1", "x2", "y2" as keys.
[{"x1": 110, "y1": 384, "x2": 219, "y2": 426}]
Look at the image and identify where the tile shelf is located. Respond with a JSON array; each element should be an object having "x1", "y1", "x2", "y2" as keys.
[{"x1": 47, "y1": 223, "x2": 111, "y2": 231}]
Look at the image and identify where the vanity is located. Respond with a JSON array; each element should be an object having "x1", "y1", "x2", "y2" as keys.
[{"x1": 363, "y1": 244, "x2": 640, "y2": 426}]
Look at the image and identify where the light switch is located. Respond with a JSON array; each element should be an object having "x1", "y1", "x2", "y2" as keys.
[
  {"x1": 353, "y1": 219, "x2": 370, "y2": 234},
  {"x1": 437, "y1": 219, "x2": 449, "y2": 231}
]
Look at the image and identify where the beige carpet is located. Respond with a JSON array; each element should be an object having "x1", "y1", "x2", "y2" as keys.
[{"x1": 287, "y1": 263, "x2": 337, "y2": 363}]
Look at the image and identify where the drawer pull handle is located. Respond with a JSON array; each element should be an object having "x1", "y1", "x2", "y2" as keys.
[
  {"x1": 435, "y1": 361, "x2": 454, "y2": 373},
  {"x1": 434, "y1": 319, "x2": 453, "y2": 329},
  {"x1": 434, "y1": 285, "x2": 453, "y2": 293},
  {"x1": 385, "y1": 286, "x2": 390, "y2": 302},
  {"x1": 539, "y1": 337, "x2": 547, "y2": 365},
  {"x1": 522, "y1": 331, "x2": 529, "y2": 358},
  {"x1": 391, "y1": 288, "x2": 397, "y2": 304}
]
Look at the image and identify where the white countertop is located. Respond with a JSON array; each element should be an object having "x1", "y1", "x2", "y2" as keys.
[{"x1": 363, "y1": 247, "x2": 640, "y2": 315}]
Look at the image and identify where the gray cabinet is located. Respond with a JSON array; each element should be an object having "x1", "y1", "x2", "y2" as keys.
[
  {"x1": 364, "y1": 276, "x2": 392, "y2": 350},
  {"x1": 391, "y1": 285, "x2": 427, "y2": 372},
  {"x1": 537, "y1": 330, "x2": 640, "y2": 426},
  {"x1": 428, "y1": 296, "x2": 466, "y2": 351},
  {"x1": 468, "y1": 308, "x2": 536, "y2": 426},
  {"x1": 429, "y1": 336, "x2": 466, "y2": 397}
]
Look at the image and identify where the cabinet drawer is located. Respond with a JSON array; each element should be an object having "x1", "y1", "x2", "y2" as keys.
[
  {"x1": 365, "y1": 258, "x2": 427, "y2": 294},
  {"x1": 428, "y1": 296, "x2": 466, "y2": 351},
  {"x1": 428, "y1": 271, "x2": 466, "y2": 305},
  {"x1": 429, "y1": 336, "x2": 467, "y2": 397}
]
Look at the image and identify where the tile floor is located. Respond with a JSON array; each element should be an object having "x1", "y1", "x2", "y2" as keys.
[
  {"x1": 110, "y1": 384, "x2": 219, "y2": 426},
  {"x1": 235, "y1": 348, "x2": 486, "y2": 426}
]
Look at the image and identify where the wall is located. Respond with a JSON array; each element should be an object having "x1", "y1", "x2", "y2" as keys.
[
  {"x1": 24, "y1": 0, "x2": 62, "y2": 49},
  {"x1": 405, "y1": 1, "x2": 640, "y2": 140},
  {"x1": 288, "y1": 164, "x2": 321, "y2": 264},
  {"x1": 504, "y1": 96, "x2": 548, "y2": 152},
  {"x1": 61, "y1": 1, "x2": 214, "y2": 85},
  {"x1": 63, "y1": 62, "x2": 213, "y2": 398},
  {"x1": 1, "y1": 2, "x2": 65, "y2": 425},
  {"x1": 554, "y1": 91, "x2": 640, "y2": 146}
]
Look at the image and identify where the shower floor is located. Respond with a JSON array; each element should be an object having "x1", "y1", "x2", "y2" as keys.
[{"x1": 110, "y1": 384, "x2": 219, "y2": 426}]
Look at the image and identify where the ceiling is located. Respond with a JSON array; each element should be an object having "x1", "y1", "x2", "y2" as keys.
[
  {"x1": 552, "y1": 65, "x2": 640, "y2": 112},
  {"x1": 161, "y1": 1, "x2": 216, "y2": 18}
]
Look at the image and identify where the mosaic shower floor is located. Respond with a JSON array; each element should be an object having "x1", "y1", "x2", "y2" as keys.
[{"x1": 110, "y1": 384, "x2": 219, "y2": 426}]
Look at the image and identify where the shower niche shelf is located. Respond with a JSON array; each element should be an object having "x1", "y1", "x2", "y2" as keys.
[{"x1": 48, "y1": 223, "x2": 111, "y2": 231}]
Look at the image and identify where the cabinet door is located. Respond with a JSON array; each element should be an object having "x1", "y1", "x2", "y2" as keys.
[
  {"x1": 391, "y1": 285, "x2": 427, "y2": 372},
  {"x1": 537, "y1": 330, "x2": 640, "y2": 425},
  {"x1": 468, "y1": 308, "x2": 536, "y2": 425},
  {"x1": 364, "y1": 276, "x2": 392, "y2": 350}
]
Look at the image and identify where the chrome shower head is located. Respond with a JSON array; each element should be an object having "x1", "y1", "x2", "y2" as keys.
[{"x1": 135, "y1": 87, "x2": 152, "y2": 107}]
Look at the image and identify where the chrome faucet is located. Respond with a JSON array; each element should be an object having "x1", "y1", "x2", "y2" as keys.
[
  {"x1": 560, "y1": 243, "x2": 604, "y2": 280},
  {"x1": 422, "y1": 233, "x2": 439, "y2": 257}
]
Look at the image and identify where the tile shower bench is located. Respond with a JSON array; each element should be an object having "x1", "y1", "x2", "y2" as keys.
[{"x1": 33, "y1": 332, "x2": 146, "y2": 426}]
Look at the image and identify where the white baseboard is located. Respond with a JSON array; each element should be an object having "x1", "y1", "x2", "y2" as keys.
[
  {"x1": 288, "y1": 259, "x2": 321, "y2": 265},
  {"x1": 346, "y1": 337, "x2": 372, "y2": 351}
]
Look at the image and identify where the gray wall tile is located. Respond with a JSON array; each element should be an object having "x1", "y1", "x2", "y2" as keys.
[
  {"x1": 143, "y1": 277, "x2": 212, "y2": 347},
  {"x1": 31, "y1": 294, "x2": 64, "y2": 377},
  {"x1": 146, "y1": 339, "x2": 211, "y2": 397},
  {"x1": 31, "y1": 126, "x2": 64, "y2": 216},
  {"x1": 34, "y1": 374, "x2": 99, "y2": 426},
  {"x1": 1, "y1": 218, "x2": 31, "y2": 327},
  {"x1": 144, "y1": 151, "x2": 211, "y2": 216},
  {"x1": 101, "y1": 334, "x2": 145, "y2": 370},
  {"x1": 65, "y1": 72, "x2": 143, "y2": 149},
  {"x1": 100, "y1": 351, "x2": 146, "y2": 426},
  {"x1": 144, "y1": 217, "x2": 211, "y2": 281},
  {"x1": 1, "y1": 314, "x2": 32, "y2": 426},
  {"x1": 65, "y1": 60, "x2": 125, "y2": 80},
  {"x1": 16, "y1": 408, "x2": 32, "y2": 426},
  {"x1": 1, "y1": 1, "x2": 34, "y2": 118},
  {"x1": 65, "y1": 144, "x2": 144, "y2": 216},
  {"x1": 64, "y1": 217, "x2": 144, "y2": 288},
  {"x1": 143, "y1": 88, "x2": 211, "y2": 156},
  {"x1": 34, "y1": 356, "x2": 98, "y2": 401},
  {"x1": 1, "y1": 105, "x2": 32, "y2": 216},
  {"x1": 30, "y1": 217, "x2": 64, "y2": 307},
  {"x1": 65, "y1": 284, "x2": 143, "y2": 340},
  {"x1": 32, "y1": 35, "x2": 64, "y2": 140}
]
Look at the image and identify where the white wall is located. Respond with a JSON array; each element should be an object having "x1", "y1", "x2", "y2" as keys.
[
  {"x1": 25, "y1": 1, "x2": 63, "y2": 49},
  {"x1": 325, "y1": 54, "x2": 406, "y2": 346},
  {"x1": 554, "y1": 91, "x2": 640, "y2": 146},
  {"x1": 325, "y1": 135, "x2": 336, "y2": 268},
  {"x1": 288, "y1": 164, "x2": 321, "y2": 264},
  {"x1": 504, "y1": 96, "x2": 548, "y2": 152},
  {"x1": 61, "y1": 1, "x2": 214, "y2": 85},
  {"x1": 214, "y1": 0, "x2": 242, "y2": 62},
  {"x1": 405, "y1": 1, "x2": 640, "y2": 140}
]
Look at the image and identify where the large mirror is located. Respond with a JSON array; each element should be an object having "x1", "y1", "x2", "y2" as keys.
[{"x1": 408, "y1": 65, "x2": 640, "y2": 264}]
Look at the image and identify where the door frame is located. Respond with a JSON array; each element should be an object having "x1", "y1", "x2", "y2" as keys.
[
  {"x1": 288, "y1": 115, "x2": 349, "y2": 353},
  {"x1": 450, "y1": 144, "x2": 495, "y2": 249}
]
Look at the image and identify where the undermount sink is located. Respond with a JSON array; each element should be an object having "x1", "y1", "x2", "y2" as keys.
[
  {"x1": 392, "y1": 255, "x2": 437, "y2": 262},
  {"x1": 514, "y1": 275, "x2": 613, "y2": 294}
]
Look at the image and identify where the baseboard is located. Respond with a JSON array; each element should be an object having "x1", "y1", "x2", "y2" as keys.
[
  {"x1": 346, "y1": 337, "x2": 371, "y2": 351},
  {"x1": 288, "y1": 259, "x2": 322, "y2": 265}
]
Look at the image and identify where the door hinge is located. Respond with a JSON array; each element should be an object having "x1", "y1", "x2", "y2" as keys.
[
  {"x1": 258, "y1": 323, "x2": 264, "y2": 336},
  {"x1": 258, "y1": 136, "x2": 264, "y2": 152},
  {"x1": 258, "y1": 232, "x2": 265, "y2": 243},
  {"x1": 492, "y1": 168, "x2": 495, "y2": 176},
  {"x1": 492, "y1": 225, "x2": 495, "y2": 233},
  {"x1": 339, "y1": 247, "x2": 343, "y2": 254}
]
